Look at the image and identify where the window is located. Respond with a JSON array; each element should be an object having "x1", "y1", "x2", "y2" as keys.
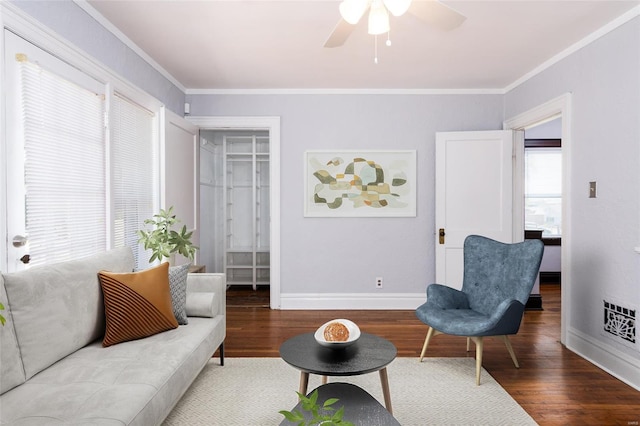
[
  {"x1": 18, "y1": 52, "x2": 107, "y2": 267},
  {"x1": 5, "y1": 31, "x2": 160, "y2": 272},
  {"x1": 524, "y1": 139, "x2": 562, "y2": 238},
  {"x1": 111, "y1": 93, "x2": 159, "y2": 269}
]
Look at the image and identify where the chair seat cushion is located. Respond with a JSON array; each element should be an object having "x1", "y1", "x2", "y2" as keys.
[
  {"x1": 416, "y1": 297, "x2": 526, "y2": 337},
  {"x1": 416, "y1": 305, "x2": 495, "y2": 336}
]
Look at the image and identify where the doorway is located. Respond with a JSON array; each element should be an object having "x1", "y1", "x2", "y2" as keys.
[
  {"x1": 523, "y1": 118, "x2": 562, "y2": 312},
  {"x1": 504, "y1": 93, "x2": 571, "y2": 345},
  {"x1": 187, "y1": 116, "x2": 281, "y2": 309},
  {"x1": 200, "y1": 129, "x2": 270, "y2": 303}
]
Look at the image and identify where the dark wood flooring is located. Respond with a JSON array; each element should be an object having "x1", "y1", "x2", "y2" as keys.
[{"x1": 221, "y1": 284, "x2": 640, "y2": 425}]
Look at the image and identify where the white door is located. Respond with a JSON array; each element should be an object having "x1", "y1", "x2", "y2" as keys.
[
  {"x1": 162, "y1": 108, "x2": 200, "y2": 265},
  {"x1": 435, "y1": 130, "x2": 521, "y2": 289}
]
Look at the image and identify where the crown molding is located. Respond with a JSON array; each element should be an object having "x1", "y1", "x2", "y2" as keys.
[
  {"x1": 73, "y1": 0, "x2": 186, "y2": 93},
  {"x1": 1, "y1": 1, "x2": 162, "y2": 112},
  {"x1": 184, "y1": 88, "x2": 505, "y2": 95},
  {"x1": 504, "y1": 5, "x2": 640, "y2": 93}
]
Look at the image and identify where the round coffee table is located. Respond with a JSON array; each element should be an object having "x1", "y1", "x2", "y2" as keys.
[{"x1": 279, "y1": 332, "x2": 397, "y2": 413}]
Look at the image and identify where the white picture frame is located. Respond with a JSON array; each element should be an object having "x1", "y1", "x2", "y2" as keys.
[{"x1": 304, "y1": 150, "x2": 417, "y2": 217}]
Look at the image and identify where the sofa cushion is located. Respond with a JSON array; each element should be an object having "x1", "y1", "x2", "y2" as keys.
[
  {"x1": 186, "y1": 273, "x2": 225, "y2": 320},
  {"x1": 0, "y1": 316, "x2": 224, "y2": 425},
  {"x1": 2, "y1": 247, "x2": 134, "y2": 380},
  {"x1": 0, "y1": 275, "x2": 26, "y2": 394},
  {"x1": 169, "y1": 263, "x2": 190, "y2": 325},
  {"x1": 186, "y1": 292, "x2": 218, "y2": 318},
  {"x1": 99, "y1": 263, "x2": 178, "y2": 347}
]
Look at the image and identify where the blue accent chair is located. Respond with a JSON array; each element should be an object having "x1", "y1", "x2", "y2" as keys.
[{"x1": 415, "y1": 235, "x2": 544, "y2": 385}]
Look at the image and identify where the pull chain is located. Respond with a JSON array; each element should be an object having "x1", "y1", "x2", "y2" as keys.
[
  {"x1": 374, "y1": 35, "x2": 378, "y2": 64},
  {"x1": 374, "y1": 32, "x2": 392, "y2": 64}
]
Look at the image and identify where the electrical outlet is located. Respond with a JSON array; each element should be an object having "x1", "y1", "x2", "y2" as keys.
[{"x1": 376, "y1": 277, "x2": 383, "y2": 288}]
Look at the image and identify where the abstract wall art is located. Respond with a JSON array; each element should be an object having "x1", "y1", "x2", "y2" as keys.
[{"x1": 304, "y1": 150, "x2": 417, "y2": 217}]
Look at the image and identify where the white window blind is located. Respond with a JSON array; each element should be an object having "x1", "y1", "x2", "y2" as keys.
[
  {"x1": 19, "y1": 59, "x2": 106, "y2": 266},
  {"x1": 111, "y1": 93, "x2": 158, "y2": 270}
]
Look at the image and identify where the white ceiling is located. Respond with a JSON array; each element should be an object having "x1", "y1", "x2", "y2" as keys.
[{"x1": 85, "y1": 0, "x2": 639, "y2": 92}]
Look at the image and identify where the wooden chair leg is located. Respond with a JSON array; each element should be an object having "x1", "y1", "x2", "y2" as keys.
[
  {"x1": 500, "y1": 335, "x2": 520, "y2": 368},
  {"x1": 468, "y1": 336, "x2": 483, "y2": 385},
  {"x1": 466, "y1": 337, "x2": 471, "y2": 352},
  {"x1": 419, "y1": 327, "x2": 440, "y2": 362}
]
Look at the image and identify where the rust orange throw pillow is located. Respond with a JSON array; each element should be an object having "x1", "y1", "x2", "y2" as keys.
[{"x1": 98, "y1": 263, "x2": 178, "y2": 347}]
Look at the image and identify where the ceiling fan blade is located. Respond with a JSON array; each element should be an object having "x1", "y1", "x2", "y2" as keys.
[
  {"x1": 324, "y1": 18, "x2": 355, "y2": 48},
  {"x1": 408, "y1": 0, "x2": 467, "y2": 31}
]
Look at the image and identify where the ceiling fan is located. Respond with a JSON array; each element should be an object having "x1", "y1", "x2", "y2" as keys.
[{"x1": 324, "y1": 0, "x2": 467, "y2": 48}]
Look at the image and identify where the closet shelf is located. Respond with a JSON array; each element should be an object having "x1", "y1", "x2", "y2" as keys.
[{"x1": 222, "y1": 133, "x2": 271, "y2": 290}]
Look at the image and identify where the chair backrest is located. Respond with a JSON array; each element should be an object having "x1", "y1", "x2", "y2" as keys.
[{"x1": 461, "y1": 235, "x2": 544, "y2": 315}]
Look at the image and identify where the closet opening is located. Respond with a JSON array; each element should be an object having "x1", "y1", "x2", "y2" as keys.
[{"x1": 199, "y1": 129, "x2": 270, "y2": 307}]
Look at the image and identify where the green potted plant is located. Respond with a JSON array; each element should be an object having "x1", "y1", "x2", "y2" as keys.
[
  {"x1": 137, "y1": 206, "x2": 197, "y2": 264},
  {"x1": 279, "y1": 389, "x2": 353, "y2": 426}
]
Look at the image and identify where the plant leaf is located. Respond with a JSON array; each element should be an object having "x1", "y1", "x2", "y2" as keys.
[
  {"x1": 323, "y1": 398, "x2": 340, "y2": 408},
  {"x1": 332, "y1": 405, "x2": 345, "y2": 421},
  {"x1": 278, "y1": 410, "x2": 304, "y2": 423}
]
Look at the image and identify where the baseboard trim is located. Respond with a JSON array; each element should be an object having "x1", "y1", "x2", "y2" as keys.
[
  {"x1": 525, "y1": 294, "x2": 543, "y2": 311},
  {"x1": 540, "y1": 271, "x2": 561, "y2": 284},
  {"x1": 279, "y1": 293, "x2": 425, "y2": 310},
  {"x1": 566, "y1": 327, "x2": 640, "y2": 391}
]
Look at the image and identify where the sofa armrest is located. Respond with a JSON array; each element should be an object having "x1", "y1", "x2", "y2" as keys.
[{"x1": 186, "y1": 273, "x2": 226, "y2": 318}]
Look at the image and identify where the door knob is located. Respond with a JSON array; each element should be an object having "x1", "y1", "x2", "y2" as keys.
[
  {"x1": 20, "y1": 254, "x2": 30, "y2": 264},
  {"x1": 439, "y1": 228, "x2": 445, "y2": 244},
  {"x1": 12, "y1": 235, "x2": 28, "y2": 247}
]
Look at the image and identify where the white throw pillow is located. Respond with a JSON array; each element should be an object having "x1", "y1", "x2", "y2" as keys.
[{"x1": 186, "y1": 292, "x2": 217, "y2": 318}]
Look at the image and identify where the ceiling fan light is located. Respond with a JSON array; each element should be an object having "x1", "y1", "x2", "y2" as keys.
[
  {"x1": 383, "y1": 0, "x2": 412, "y2": 17},
  {"x1": 368, "y1": 1, "x2": 390, "y2": 35},
  {"x1": 339, "y1": 0, "x2": 369, "y2": 25}
]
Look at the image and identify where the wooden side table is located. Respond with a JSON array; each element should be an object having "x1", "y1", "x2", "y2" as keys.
[
  {"x1": 279, "y1": 332, "x2": 397, "y2": 414},
  {"x1": 188, "y1": 264, "x2": 206, "y2": 273}
]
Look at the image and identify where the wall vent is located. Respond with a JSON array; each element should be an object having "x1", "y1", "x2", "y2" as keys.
[{"x1": 603, "y1": 300, "x2": 636, "y2": 344}]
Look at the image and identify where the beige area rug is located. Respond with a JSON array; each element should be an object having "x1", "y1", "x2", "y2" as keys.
[{"x1": 163, "y1": 357, "x2": 537, "y2": 426}]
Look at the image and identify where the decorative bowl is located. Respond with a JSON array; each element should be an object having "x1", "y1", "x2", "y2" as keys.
[{"x1": 314, "y1": 319, "x2": 361, "y2": 349}]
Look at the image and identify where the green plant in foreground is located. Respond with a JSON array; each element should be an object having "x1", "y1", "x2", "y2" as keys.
[
  {"x1": 137, "y1": 206, "x2": 197, "y2": 263},
  {"x1": 279, "y1": 389, "x2": 353, "y2": 426},
  {"x1": 0, "y1": 302, "x2": 6, "y2": 326}
]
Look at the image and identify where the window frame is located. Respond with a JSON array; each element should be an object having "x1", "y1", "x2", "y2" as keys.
[
  {"x1": 1, "y1": 5, "x2": 164, "y2": 271},
  {"x1": 524, "y1": 138, "x2": 562, "y2": 246}
]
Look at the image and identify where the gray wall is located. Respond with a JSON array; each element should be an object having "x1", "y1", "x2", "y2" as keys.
[
  {"x1": 10, "y1": 0, "x2": 185, "y2": 115},
  {"x1": 188, "y1": 94, "x2": 504, "y2": 294},
  {"x1": 506, "y1": 17, "x2": 640, "y2": 360}
]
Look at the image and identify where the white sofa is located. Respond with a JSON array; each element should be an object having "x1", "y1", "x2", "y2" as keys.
[{"x1": 0, "y1": 247, "x2": 225, "y2": 425}]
